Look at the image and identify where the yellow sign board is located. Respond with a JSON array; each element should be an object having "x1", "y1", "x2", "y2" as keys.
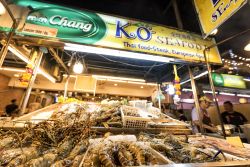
[
  {"x1": 96, "y1": 15, "x2": 222, "y2": 64},
  {"x1": 194, "y1": 0, "x2": 247, "y2": 38}
]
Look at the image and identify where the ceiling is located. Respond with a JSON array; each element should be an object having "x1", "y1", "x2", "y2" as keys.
[{"x1": 1, "y1": 0, "x2": 250, "y2": 85}]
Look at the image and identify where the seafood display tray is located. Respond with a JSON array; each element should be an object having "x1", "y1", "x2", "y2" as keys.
[{"x1": 81, "y1": 136, "x2": 173, "y2": 166}]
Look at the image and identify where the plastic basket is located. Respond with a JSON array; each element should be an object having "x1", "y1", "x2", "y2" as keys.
[{"x1": 121, "y1": 106, "x2": 151, "y2": 128}]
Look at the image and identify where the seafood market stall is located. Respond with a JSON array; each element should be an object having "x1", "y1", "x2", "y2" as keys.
[
  {"x1": 1, "y1": 0, "x2": 250, "y2": 166},
  {"x1": 1, "y1": 101, "x2": 250, "y2": 166}
]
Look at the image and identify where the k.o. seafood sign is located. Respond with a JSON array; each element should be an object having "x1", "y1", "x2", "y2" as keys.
[{"x1": 9, "y1": 0, "x2": 222, "y2": 64}]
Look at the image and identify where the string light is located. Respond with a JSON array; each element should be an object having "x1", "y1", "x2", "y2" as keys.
[{"x1": 245, "y1": 43, "x2": 250, "y2": 51}]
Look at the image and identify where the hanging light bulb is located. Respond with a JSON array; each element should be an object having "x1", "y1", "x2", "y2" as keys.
[
  {"x1": 0, "y1": 2, "x2": 6, "y2": 15},
  {"x1": 73, "y1": 61, "x2": 84, "y2": 74},
  {"x1": 210, "y1": 29, "x2": 218, "y2": 35},
  {"x1": 167, "y1": 84, "x2": 175, "y2": 95}
]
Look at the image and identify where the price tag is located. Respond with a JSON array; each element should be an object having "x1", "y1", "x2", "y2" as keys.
[
  {"x1": 226, "y1": 136, "x2": 244, "y2": 148},
  {"x1": 103, "y1": 122, "x2": 109, "y2": 128}
]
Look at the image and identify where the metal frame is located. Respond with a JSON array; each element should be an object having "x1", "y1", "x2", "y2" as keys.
[
  {"x1": 0, "y1": 0, "x2": 17, "y2": 68},
  {"x1": 48, "y1": 48, "x2": 70, "y2": 75},
  {"x1": 20, "y1": 49, "x2": 43, "y2": 115}
]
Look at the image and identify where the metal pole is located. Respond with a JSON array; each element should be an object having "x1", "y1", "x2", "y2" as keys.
[
  {"x1": 207, "y1": 29, "x2": 250, "y2": 49},
  {"x1": 0, "y1": 0, "x2": 18, "y2": 68},
  {"x1": 188, "y1": 66, "x2": 204, "y2": 134},
  {"x1": 0, "y1": 24, "x2": 17, "y2": 67},
  {"x1": 203, "y1": 49, "x2": 226, "y2": 138},
  {"x1": 20, "y1": 50, "x2": 43, "y2": 115},
  {"x1": 64, "y1": 76, "x2": 69, "y2": 98},
  {"x1": 172, "y1": 0, "x2": 183, "y2": 29},
  {"x1": 158, "y1": 84, "x2": 162, "y2": 111}
]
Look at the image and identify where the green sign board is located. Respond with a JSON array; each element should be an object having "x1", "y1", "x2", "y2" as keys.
[
  {"x1": 12, "y1": 0, "x2": 107, "y2": 44},
  {"x1": 212, "y1": 73, "x2": 246, "y2": 89}
]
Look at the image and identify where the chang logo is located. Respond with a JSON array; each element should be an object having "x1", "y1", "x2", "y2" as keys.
[
  {"x1": 26, "y1": 7, "x2": 107, "y2": 44},
  {"x1": 49, "y1": 15, "x2": 93, "y2": 32},
  {"x1": 211, "y1": 0, "x2": 221, "y2": 6}
]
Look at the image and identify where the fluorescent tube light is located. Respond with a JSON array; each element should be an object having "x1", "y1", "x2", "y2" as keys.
[
  {"x1": 237, "y1": 94, "x2": 250, "y2": 98},
  {"x1": 203, "y1": 90, "x2": 213, "y2": 94},
  {"x1": 181, "y1": 99, "x2": 195, "y2": 103},
  {"x1": 203, "y1": 90, "x2": 218, "y2": 94},
  {"x1": 182, "y1": 88, "x2": 192, "y2": 92},
  {"x1": 220, "y1": 92, "x2": 235, "y2": 96},
  {"x1": 92, "y1": 75, "x2": 145, "y2": 82},
  {"x1": 107, "y1": 79, "x2": 127, "y2": 83},
  {"x1": 243, "y1": 78, "x2": 250, "y2": 82},
  {"x1": 180, "y1": 71, "x2": 208, "y2": 85},
  {"x1": 63, "y1": 74, "x2": 77, "y2": 78},
  {"x1": 96, "y1": 78, "x2": 106, "y2": 81},
  {"x1": 0, "y1": 67, "x2": 25, "y2": 72},
  {"x1": 127, "y1": 81, "x2": 147, "y2": 85},
  {"x1": 64, "y1": 43, "x2": 174, "y2": 63},
  {"x1": 146, "y1": 83, "x2": 157, "y2": 86},
  {"x1": 8, "y1": 46, "x2": 56, "y2": 83}
]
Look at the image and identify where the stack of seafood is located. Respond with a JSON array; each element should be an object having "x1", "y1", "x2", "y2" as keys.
[
  {"x1": 137, "y1": 133, "x2": 223, "y2": 163},
  {"x1": 94, "y1": 104, "x2": 122, "y2": 127},
  {"x1": 0, "y1": 104, "x2": 93, "y2": 167},
  {"x1": 121, "y1": 105, "x2": 141, "y2": 117},
  {"x1": 83, "y1": 140, "x2": 171, "y2": 166}
]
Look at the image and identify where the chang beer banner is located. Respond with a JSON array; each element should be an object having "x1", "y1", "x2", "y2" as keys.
[
  {"x1": 194, "y1": 0, "x2": 248, "y2": 38},
  {"x1": 212, "y1": 73, "x2": 246, "y2": 89},
  {"x1": 10, "y1": 0, "x2": 222, "y2": 64}
]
